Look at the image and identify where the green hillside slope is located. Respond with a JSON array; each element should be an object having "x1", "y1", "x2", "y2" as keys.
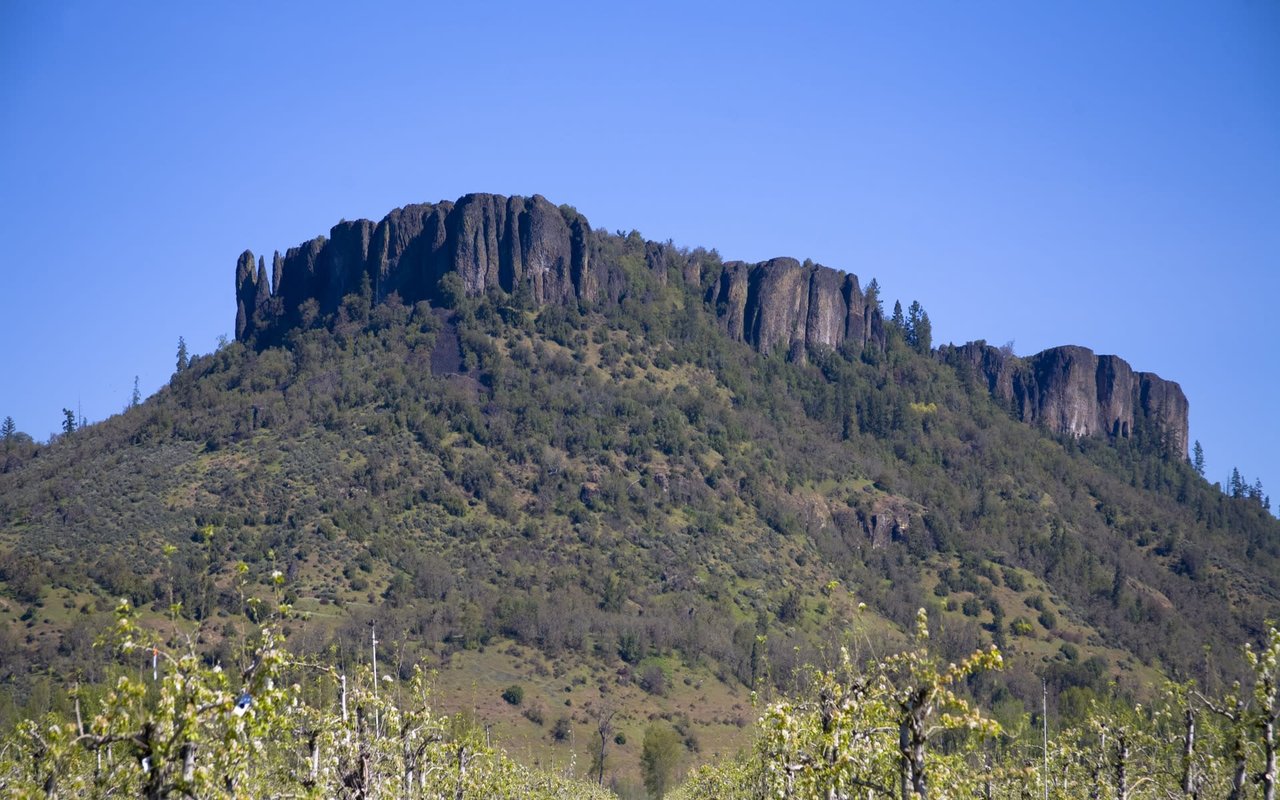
[{"x1": 2, "y1": 226, "x2": 1277, "y2": 792}]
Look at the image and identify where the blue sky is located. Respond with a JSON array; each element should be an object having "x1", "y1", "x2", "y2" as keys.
[{"x1": 2, "y1": 2, "x2": 1277, "y2": 496}]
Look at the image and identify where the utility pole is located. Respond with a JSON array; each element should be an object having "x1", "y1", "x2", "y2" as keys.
[
  {"x1": 371, "y1": 622, "x2": 380, "y2": 737},
  {"x1": 1043, "y1": 679, "x2": 1050, "y2": 800}
]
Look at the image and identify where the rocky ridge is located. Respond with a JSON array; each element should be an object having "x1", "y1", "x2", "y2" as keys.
[
  {"x1": 235, "y1": 192, "x2": 1188, "y2": 458},
  {"x1": 943, "y1": 342, "x2": 1189, "y2": 458}
]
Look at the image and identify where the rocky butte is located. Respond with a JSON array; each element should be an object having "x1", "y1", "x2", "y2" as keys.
[{"x1": 235, "y1": 192, "x2": 1189, "y2": 459}]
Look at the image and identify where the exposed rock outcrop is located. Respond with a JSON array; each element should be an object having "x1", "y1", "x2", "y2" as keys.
[
  {"x1": 944, "y1": 342, "x2": 1189, "y2": 459},
  {"x1": 235, "y1": 191, "x2": 1188, "y2": 461},
  {"x1": 707, "y1": 257, "x2": 884, "y2": 358},
  {"x1": 237, "y1": 193, "x2": 884, "y2": 359},
  {"x1": 236, "y1": 194, "x2": 591, "y2": 343}
]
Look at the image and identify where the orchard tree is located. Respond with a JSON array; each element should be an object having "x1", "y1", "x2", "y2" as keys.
[
  {"x1": 885, "y1": 608, "x2": 1002, "y2": 798},
  {"x1": 1246, "y1": 626, "x2": 1280, "y2": 800}
]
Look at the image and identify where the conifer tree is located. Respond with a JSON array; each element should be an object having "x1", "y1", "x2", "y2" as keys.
[
  {"x1": 1193, "y1": 440, "x2": 1205, "y2": 476},
  {"x1": 176, "y1": 336, "x2": 189, "y2": 373},
  {"x1": 906, "y1": 300, "x2": 931, "y2": 353},
  {"x1": 865, "y1": 278, "x2": 883, "y2": 314}
]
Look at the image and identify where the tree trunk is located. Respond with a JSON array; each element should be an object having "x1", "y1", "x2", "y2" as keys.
[
  {"x1": 899, "y1": 711, "x2": 928, "y2": 798},
  {"x1": 454, "y1": 744, "x2": 470, "y2": 800},
  {"x1": 1228, "y1": 730, "x2": 1248, "y2": 800},
  {"x1": 1263, "y1": 718, "x2": 1276, "y2": 800},
  {"x1": 1113, "y1": 731, "x2": 1128, "y2": 800},
  {"x1": 180, "y1": 742, "x2": 196, "y2": 786},
  {"x1": 1181, "y1": 706, "x2": 1195, "y2": 798}
]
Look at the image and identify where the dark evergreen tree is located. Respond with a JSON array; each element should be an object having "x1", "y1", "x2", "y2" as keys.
[
  {"x1": 906, "y1": 300, "x2": 932, "y2": 353},
  {"x1": 865, "y1": 278, "x2": 883, "y2": 313},
  {"x1": 892, "y1": 300, "x2": 905, "y2": 331},
  {"x1": 1192, "y1": 440, "x2": 1205, "y2": 477},
  {"x1": 130, "y1": 376, "x2": 141, "y2": 409},
  {"x1": 61, "y1": 408, "x2": 76, "y2": 436},
  {"x1": 1, "y1": 416, "x2": 14, "y2": 448},
  {"x1": 176, "y1": 336, "x2": 189, "y2": 373}
]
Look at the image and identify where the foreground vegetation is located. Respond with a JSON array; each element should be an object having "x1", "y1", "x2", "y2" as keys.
[
  {"x1": 3, "y1": 603, "x2": 1276, "y2": 799},
  {"x1": 678, "y1": 614, "x2": 1280, "y2": 800},
  {"x1": 0, "y1": 601, "x2": 614, "y2": 799}
]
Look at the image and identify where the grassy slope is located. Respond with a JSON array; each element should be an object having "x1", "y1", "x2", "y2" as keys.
[{"x1": 2, "y1": 249, "x2": 1279, "y2": 788}]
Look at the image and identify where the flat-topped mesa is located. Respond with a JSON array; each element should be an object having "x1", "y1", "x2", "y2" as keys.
[
  {"x1": 236, "y1": 192, "x2": 884, "y2": 357},
  {"x1": 236, "y1": 194, "x2": 592, "y2": 343},
  {"x1": 944, "y1": 342, "x2": 1190, "y2": 459},
  {"x1": 234, "y1": 192, "x2": 1185, "y2": 459}
]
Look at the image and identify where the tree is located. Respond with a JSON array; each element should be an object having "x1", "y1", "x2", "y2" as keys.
[
  {"x1": 906, "y1": 301, "x2": 931, "y2": 353},
  {"x1": 592, "y1": 706, "x2": 617, "y2": 786},
  {"x1": 176, "y1": 336, "x2": 189, "y2": 373},
  {"x1": 1, "y1": 416, "x2": 14, "y2": 448},
  {"x1": 130, "y1": 376, "x2": 141, "y2": 409},
  {"x1": 641, "y1": 722, "x2": 683, "y2": 798},
  {"x1": 1193, "y1": 441, "x2": 1205, "y2": 477},
  {"x1": 885, "y1": 609, "x2": 1001, "y2": 798},
  {"x1": 1252, "y1": 627, "x2": 1280, "y2": 800},
  {"x1": 891, "y1": 301, "x2": 905, "y2": 331},
  {"x1": 865, "y1": 278, "x2": 883, "y2": 314},
  {"x1": 61, "y1": 408, "x2": 76, "y2": 436}
]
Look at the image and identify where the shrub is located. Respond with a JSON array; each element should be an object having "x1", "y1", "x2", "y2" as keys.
[
  {"x1": 502, "y1": 684, "x2": 524, "y2": 706},
  {"x1": 639, "y1": 662, "x2": 668, "y2": 696},
  {"x1": 552, "y1": 715, "x2": 572, "y2": 742}
]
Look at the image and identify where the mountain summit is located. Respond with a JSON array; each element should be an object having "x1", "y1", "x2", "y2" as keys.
[{"x1": 236, "y1": 192, "x2": 1189, "y2": 456}]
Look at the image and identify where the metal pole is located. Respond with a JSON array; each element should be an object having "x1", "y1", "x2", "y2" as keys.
[
  {"x1": 371, "y1": 623, "x2": 380, "y2": 737},
  {"x1": 1043, "y1": 679, "x2": 1050, "y2": 800}
]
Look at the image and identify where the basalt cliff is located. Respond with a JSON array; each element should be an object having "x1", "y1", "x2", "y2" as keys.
[{"x1": 235, "y1": 192, "x2": 1188, "y2": 458}]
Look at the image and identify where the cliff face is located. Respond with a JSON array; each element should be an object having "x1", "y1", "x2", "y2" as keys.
[
  {"x1": 236, "y1": 192, "x2": 1186, "y2": 459},
  {"x1": 945, "y1": 342, "x2": 1189, "y2": 459},
  {"x1": 707, "y1": 257, "x2": 884, "y2": 358},
  {"x1": 236, "y1": 194, "x2": 591, "y2": 342},
  {"x1": 237, "y1": 193, "x2": 884, "y2": 359}
]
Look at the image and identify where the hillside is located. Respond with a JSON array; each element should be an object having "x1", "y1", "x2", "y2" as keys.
[{"x1": 2, "y1": 193, "x2": 1278, "y2": 792}]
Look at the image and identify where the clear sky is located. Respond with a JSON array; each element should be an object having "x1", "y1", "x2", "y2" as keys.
[{"x1": 2, "y1": 2, "x2": 1277, "y2": 497}]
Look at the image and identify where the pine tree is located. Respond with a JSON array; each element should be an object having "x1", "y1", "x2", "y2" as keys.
[
  {"x1": 1, "y1": 416, "x2": 15, "y2": 449},
  {"x1": 130, "y1": 376, "x2": 141, "y2": 408},
  {"x1": 892, "y1": 300, "x2": 905, "y2": 331},
  {"x1": 906, "y1": 300, "x2": 931, "y2": 353},
  {"x1": 176, "y1": 336, "x2": 189, "y2": 373},
  {"x1": 61, "y1": 408, "x2": 76, "y2": 436},
  {"x1": 865, "y1": 278, "x2": 883, "y2": 314},
  {"x1": 1193, "y1": 441, "x2": 1205, "y2": 477}
]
